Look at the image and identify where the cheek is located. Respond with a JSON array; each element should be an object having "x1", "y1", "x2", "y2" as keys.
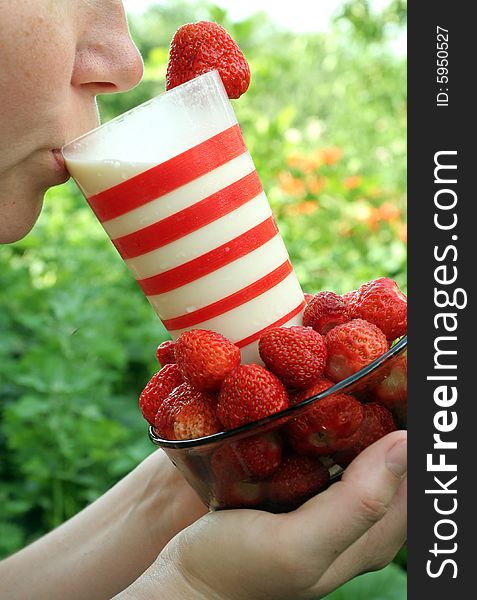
[
  {"x1": 0, "y1": 6, "x2": 75, "y2": 145},
  {"x1": 0, "y1": 2, "x2": 77, "y2": 242}
]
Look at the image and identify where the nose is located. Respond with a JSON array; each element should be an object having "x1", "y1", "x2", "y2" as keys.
[{"x1": 71, "y1": 3, "x2": 143, "y2": 95}]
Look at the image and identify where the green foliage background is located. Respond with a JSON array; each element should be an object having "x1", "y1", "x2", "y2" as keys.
[{"x1": 0, "y1": 0, "x2": 407, "y2": 596}]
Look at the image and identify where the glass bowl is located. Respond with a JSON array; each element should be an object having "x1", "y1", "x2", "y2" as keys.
[{"x1": 149, "y1": 336, "x2": 407, "y2": 513}]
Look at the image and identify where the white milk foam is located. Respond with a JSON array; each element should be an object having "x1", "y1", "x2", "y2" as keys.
[{"x1": 64, "y1": 72, "x2": 237, "y2": 196}]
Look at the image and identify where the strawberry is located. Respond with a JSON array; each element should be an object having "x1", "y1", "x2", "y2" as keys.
[
  {"x1": 156, "y1": 340, "x2": 176, "y2": 367},
  {"x1": 341, "y1": 289, "x2": 358, "y2": 307},
  {"x1": 289, "y1": 376, "x2": 334, "y2": 403},
  {"x1": 267, "y1": 455, "x2": 330, "y2": 508},
  {"x1": 303, "y1": 291, "x2": 350, "y2": 335},
  {"x1": 139, "y1": 363, "x2": 183, "y2": 425},
  {"x1": 216, "y1": 364, "x2": 289, "y2": 430},
  {"x1": 213, "y1": 479, "x2": 266, "y2": 509},
  {"x1": 325, "y1": 319, "x2": 389, "y2": 382},
  {"x1": 166, "y1": 21, "x2": 250, "y2": 99},
  {"x1": 333, "y1": 402, "x2": 397, "y2": 467},
  {"x1": 287, "y1": 381, "x2": 364, "y2": 456},
  {"x1": 174, "y1": 329, "x2": 241, "y2": 393},
  {"x1": 348, "y1": 277, "x2": 407, "y2": 342},
  {"x1": 258, "y1": 326, "x2": 327, "y2": 390},
  {"x1": 372, "y1": 356, "x2": 407, "y2": 427},
  {"x1": 154, "y1": 382, "x2": 221, "y2": 440},
  {"x1": 211, "y1": 432, "x2": 282, "y2": 481}
]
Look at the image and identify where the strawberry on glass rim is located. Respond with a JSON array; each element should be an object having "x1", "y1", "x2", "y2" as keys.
[{"x1": 166, "y1": 21, "x2": 251, "y2": 99}]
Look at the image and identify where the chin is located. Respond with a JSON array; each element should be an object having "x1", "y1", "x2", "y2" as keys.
[
  {"x1": 1, "y1": 228, "x2": 34, "y2": 245},
  {"x1": 0, "y1": 194, "x2": 44, "y2": 244}
]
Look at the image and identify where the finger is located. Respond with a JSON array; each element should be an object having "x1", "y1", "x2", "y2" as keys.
[
  {"x1": 281, "y1": 430, "x2": 407, "y2": 572},
  {"x1": 315, "y1": 476, "x2": 407, "y2": 597}
]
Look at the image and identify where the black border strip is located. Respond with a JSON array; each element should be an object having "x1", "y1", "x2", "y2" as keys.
[{"x1": 408, "y1": 2, "x2": 472, "y2": 596}]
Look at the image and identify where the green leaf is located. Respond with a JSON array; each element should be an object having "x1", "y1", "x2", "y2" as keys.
[
  {"x1": 0, "y1": 0, "x2": 406, "y2": 559},
  {"x1": 0, "y1": 522, "x2": 25, "y2": 557}
]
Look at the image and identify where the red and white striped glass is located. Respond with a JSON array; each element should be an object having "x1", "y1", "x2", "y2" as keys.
[{"x1": 62, "y1": 71, "x2": 305, "y2": 362}]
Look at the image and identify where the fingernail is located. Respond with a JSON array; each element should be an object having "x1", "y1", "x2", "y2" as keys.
[{"x1": 385, "y1": 439, "x2": 407, "y2": 477}]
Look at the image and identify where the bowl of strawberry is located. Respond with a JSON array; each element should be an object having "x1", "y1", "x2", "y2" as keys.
[{"x1": 140, "y1": 277, "x2": 407, "y2": 513}]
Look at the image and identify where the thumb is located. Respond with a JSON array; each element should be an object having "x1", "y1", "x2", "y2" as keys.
[{"x1": 283, "y1": 430, "x2": 407, "y2": 571}]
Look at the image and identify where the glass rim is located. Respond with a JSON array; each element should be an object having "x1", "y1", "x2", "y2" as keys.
[
  {"x1": 149, "y1": 334, "x2": 407, "y2": 450},
  {"x1": 61, "y1": 70, "x2": 222, "y2": 156}
]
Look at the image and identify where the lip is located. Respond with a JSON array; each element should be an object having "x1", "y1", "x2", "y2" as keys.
[{"x1": 51, "y1": 149, "x2": 70, "y2": 183}]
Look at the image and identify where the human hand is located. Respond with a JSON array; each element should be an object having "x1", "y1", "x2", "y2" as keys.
[
  {"x1": 119, "y1": 430, "x2": 406, "y2": 600},
  {"x1": 138, "y1": 449, "x2": 208, "y2": 552},
  {"x1": 0, "y1": 448, "x2": 208, "y2": 600}
]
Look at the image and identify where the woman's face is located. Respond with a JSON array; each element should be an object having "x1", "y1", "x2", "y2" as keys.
[{"x1": 0, "y1": 0, "x2": 143, "y2": 243}]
